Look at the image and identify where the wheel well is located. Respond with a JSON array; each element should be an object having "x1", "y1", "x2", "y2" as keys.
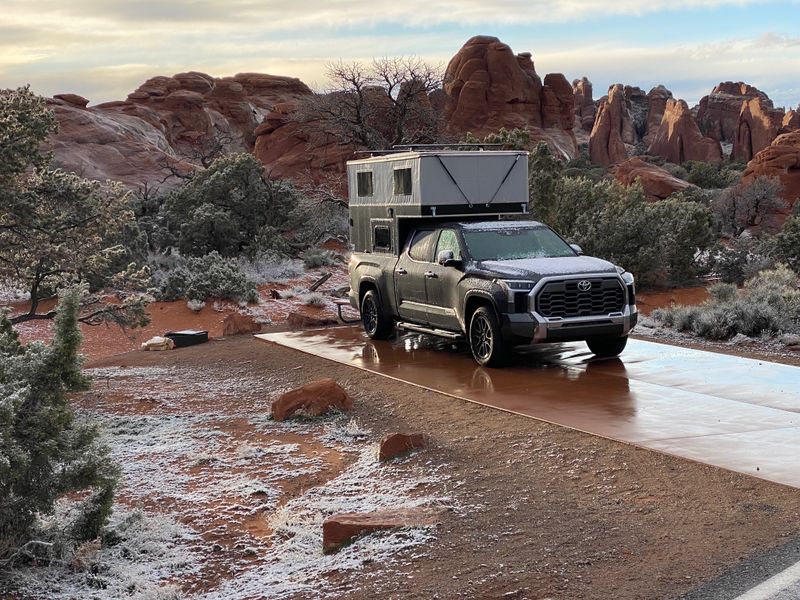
[
  {"x1": 358, "y1": 281, "x2": 377, "y2": 305},
  {"x1": 464, "y1": 295, "x2": 496, "y2": 327}
]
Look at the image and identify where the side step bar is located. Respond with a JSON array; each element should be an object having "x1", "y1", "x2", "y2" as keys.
[{"x1": 396, "y1": 321, "x2": 464, "y2": 341}]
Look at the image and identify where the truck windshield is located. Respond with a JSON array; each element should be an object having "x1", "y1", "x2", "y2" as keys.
[{"x1": 462, "y1": 226, "x2": 575, "y2": 261}]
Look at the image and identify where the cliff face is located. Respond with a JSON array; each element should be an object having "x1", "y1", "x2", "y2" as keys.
[
  {"x1": 647, "y1": 99, "x2": 722, "y2": 164},
  {"x1": 46, "y1": 72, "x2": 312, "y2": 190},
  {"x1": 441, "y1": 36, "x2": 578, "y2": 159},
  {"x1": 742, "y1": 130, "x2": 800, "y2": 230}
]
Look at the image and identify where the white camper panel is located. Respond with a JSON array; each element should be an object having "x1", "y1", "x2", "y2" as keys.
[{"x1": 347, "y1": 151, "x2": 528, "y2": 208}]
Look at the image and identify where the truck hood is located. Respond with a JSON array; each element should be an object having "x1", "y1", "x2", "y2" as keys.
[{"x1": 475, "y1": 256, "x2": 617, "y2": 280}]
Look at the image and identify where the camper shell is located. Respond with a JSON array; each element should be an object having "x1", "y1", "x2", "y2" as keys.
[{"x1": 347, "y1": 148, "x2": 529, "y2": 254}]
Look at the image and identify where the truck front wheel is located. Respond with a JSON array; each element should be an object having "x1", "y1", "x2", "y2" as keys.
[
  {"x1": 360, "y1": 289, "x2": 393, "y2": 340},
  {"x1": 586, "y1": 335, "x2": 628, "y2": 358},
  {"x1": 469, "y1": 306, "x2": 507, "y2": 367}
]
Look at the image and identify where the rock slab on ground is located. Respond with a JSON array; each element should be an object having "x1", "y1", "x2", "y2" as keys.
[
  {"x1": 222, "y1": 313, "x2": 261, "y2": 336},
  {"x1": 271, "y1": 378, "x2": 353, "y2": 421},
  {"x1": 322, "y1": 508, "x2": 443, "y2": 553},
  {"x1": 611, "y1": 157, "x2": 692, "y2": 201},
  {"x1": 379, "y1": 432, "x2": 426, "y2": 461}
]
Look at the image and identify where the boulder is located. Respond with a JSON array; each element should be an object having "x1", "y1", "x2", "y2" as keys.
[
  {"x1": 271, "y1": 378, "x2": 353, "y2": 421},
  {"x1": 696, "y1": 82, "x2": 773, "y2": 143},
  {"x1": 589, "y1": 84, "x2": 634, "y2": 166},
  {"x1": 53, "y1": 93, "x2": 89, "y2": 108},
  {"x1": 742, "y1": 130, "x2": 800, "y2": 228},
  {"x1": 733, "y1": 96, "x2": 785, "y2": 162},
  {"x1": 442, "y1": 36, "x2": 576, "y2": 158},
  {"x1": 222, "y1": 313, "x2": 261, "y2": 336},
  {"x1": 611, "y1": 157, "x2": 692, "y2": 201},
  {"x1": 322, "y1": 508, "x2": 443, "y2": 553},
  {"x1": 379, "y1": 433, "x2": 426, "y2": 461},
  {"x1": 647, "y1": 99, "x2": 722, "y2": 164}
]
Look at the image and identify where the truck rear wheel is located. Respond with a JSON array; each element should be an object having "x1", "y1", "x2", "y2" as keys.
[
  {"x1": 586, "y1": 335, "x2": 628, "y2": 358},
  {"x1": 361, "y1": 289, "x2": 393, "y2": 340},
  {"x1": 469, "y1": 306, "x2": 507, "y2": 367}
]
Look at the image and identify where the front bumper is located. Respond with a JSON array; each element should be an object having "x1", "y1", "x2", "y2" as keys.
[{"x1": 501, "y1": 273, "x2": 638, "y2": 343}]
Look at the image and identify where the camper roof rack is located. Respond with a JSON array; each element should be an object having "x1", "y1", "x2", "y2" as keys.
[{"x1": 353, "y1": 143, "x2": 505, "y2": 157}]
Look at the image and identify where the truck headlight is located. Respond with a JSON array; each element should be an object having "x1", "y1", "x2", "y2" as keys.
[{"x1": 501, "y1": 280, "x2": 535, "y2": 291}]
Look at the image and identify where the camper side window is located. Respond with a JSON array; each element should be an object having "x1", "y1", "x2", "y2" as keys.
[
  {"x1": 393, "y1": 168, "x2": 412, "y2": 195},
  {"x1": 357, "y1": 171, "x2": 373, "y2": 197},
  {"x1": 373, "y1": 225, "x2": 391, "y2": 251}
]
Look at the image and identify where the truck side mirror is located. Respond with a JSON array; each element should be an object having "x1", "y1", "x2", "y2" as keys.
[
  {"x1": 570, "y1": 244, "x2": 583, "y2": 255},
  {"x1": 437, "y1": 250, "x2": 461, "y2": 267}
]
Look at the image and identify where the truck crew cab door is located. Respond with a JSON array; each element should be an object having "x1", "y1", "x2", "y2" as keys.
[
  {"x1": 394, "y1": 228, "x2": 436, "y2": 325},
  {"x1": 424, "y1": 228, "x2": 464, "y2": 331}
]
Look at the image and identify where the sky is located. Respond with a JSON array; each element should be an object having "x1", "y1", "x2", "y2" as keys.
[{"x1": 1, "y1": 0, "x2": 799, "y2": 109}]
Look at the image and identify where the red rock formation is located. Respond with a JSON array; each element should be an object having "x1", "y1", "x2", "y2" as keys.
[
  {"x1": 642, "y1": 86, "x2": 673, "y2": 147},
  {"x1": 784, "y1": 109, "x2": 800, "y2": 132},
  {"x1": 696, "y1": 81, "x2": 773, "y2": 142},
  {"x1": 647, "y1": 99, "x2": 722, "y2": 164},
  {"x1": 611, "y1": 157, "x2": 692, "y2": 201},
  {"x1": 270, "y1": 379, "x2": 353, "y2": 421},
  {"x1": 733, "y1": 96, "x2": 785, "y2": 162},
  {"x1": 252, "y1": 101, "x2": 356, "y2": 184},
  {"x1": 442, "y1": 36, "x2": 577, "y2": 158},
  {"x1": 378, "y1": 433, "x2": 426, "y2": 461},
  {"x1": 322, "y1": 508, "x2": 443, "y2": 553},
  {"x1": 572, "y1": 77, "x2": 595, "y2": 132},
  {"x1": 742, "y1": 130, "x2": 800, "y2": 228},
  {"x1": 45, "y1": 72, "x2": 312, "y2": 190},
  {"x1": 589, "y1": 84, "x2": 635, "y2": 166}
]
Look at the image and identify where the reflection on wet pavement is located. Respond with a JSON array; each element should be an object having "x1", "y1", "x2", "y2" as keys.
[{"x1": 257, "y1": 327, "x2": 800, "y2": 488}]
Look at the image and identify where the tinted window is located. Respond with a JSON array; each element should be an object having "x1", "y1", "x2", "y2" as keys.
[
  {"x1": 357, "y1": 171, "x2": 373, "y2": 197},
  {"x1": 462, "y1": 227, "x2": 574, "y2": 261},
  {"x1": 408, "y1": 230, "x2": 436, "y2": 262},
  {"x1": 393, "y1": 168, "x2": 412, "y2": 195},
  {"x1": 435, "y1": 229, "x2": 461, "y2": 260},
  {"x1": 373, "y1": 225, "x2": 391, "y2": 251}
]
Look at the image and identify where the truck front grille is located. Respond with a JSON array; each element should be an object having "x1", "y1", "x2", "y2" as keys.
[{"x1": 535, "y1": 278, "x2": 625, "y2": 319}]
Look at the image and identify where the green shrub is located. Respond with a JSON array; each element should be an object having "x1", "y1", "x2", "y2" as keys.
[
  {"x1": 154, "y1": 251, "x2": 257, "y2": 303},
  {"x1": 0, "y1": 287, "x2": 118, "y2": 563},
  {"x1": 302, "y1": 248, "x2": 337, "y2": 268},
  {"x1": 712, "y1": 236, "x2": 775, "y2": 285},
  {"x1": 772, "y1": 211, "x2": 800, "y2": 273},
  {"x1": 683, "y1": 161, "x2": 740, "y2": 189},
  {"x1": 653, "y1": 264, "x2": 799, "y2": 340}
]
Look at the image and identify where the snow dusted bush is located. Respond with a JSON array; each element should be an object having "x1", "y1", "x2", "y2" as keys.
[
  {"x1": 302, "y1": 248, "x2": 337, "y2": 269},
  {"x1": 301, "y1": 292, "x2": 326, "y2": 307},
  {"x1": 152, "y1": 251, "x2": 256, "y2": 303},
  {"x1": 0, "y1": 287, "x2": 118, "y2": 564},
  {"x1": 237, "y1": 252, "x2": 304, "y2": 285},
  {"x1": 653, "y1": 264, "x2": 800, "y2": 340},
  {"x1": 186, "y1": 299, "x2": 205, "y2": 312}
]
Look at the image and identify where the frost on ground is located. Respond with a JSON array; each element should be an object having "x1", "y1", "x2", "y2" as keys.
[
  {"x1": 9, "y1": 363, "x2": 453, "y2": 599},
  {"x1": 202, "y1": 446, "x2": 452, "y2": 600},
  {"x1": 4, "y1": 507, "x2": 198, "y2": 600}
]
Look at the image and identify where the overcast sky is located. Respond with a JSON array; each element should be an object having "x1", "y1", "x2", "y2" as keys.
[{"x1": 2, "y1": 0, "x2": 799, "y2": 109}]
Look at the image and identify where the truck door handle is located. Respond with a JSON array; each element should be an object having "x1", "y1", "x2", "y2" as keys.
[
  {"x1": 424, "y1": 271, "x2": 438, "y2": 279},
  {"x1": 395, "y1": 267, "x2": 407, "y2": 275}
]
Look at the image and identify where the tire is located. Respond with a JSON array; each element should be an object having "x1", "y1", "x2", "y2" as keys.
[
  {"x1": 586, "y1": 335, "x2": 628, "y2": 358},
  {"x1": 360, "y1": 289, "x2": 393, "y2": 340},
  {"x1": 468, "y1": 306, "x2": 507, "y2": 367}
]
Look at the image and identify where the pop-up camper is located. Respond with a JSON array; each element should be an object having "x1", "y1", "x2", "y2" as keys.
[{"x1": 346, "y1": 147, "x2": 529, "y2": 253}]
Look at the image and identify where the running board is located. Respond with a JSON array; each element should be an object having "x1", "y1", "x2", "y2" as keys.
[{"x1": 396, "y1": 321, "x2": 464, "y2": 341}]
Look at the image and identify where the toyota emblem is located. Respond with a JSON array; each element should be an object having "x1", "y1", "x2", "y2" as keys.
[{"x1": 577, "y1": 280, "x2": 592, "y2": 291}]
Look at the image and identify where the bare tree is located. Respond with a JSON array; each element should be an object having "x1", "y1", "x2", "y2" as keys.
[
  {"x1": 293, "y1": 57, "x2": 443, "y2": 150},
  {"x1": 712, "y1": 176, "x2": 786, "y2": 236}
]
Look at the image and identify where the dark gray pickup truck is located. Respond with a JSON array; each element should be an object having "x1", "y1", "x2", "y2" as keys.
[{"x1": 348, "y1": 219, "x2": 638, "y2": 366}]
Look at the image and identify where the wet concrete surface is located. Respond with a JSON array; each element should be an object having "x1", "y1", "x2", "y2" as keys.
[{"x1": 257, "y1": 326, "x2": 800, "y2": 488}]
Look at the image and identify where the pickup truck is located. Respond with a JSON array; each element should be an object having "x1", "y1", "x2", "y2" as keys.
[{"x1": 348, "y1": 220, "x2": 638, "y2": 366}]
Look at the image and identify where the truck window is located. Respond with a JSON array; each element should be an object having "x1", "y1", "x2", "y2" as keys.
[
  {"x1": 357, "y1": 171, "x2": 373, "y2": 197},
  {"x1": 393, "y1": 168, "x2": 412, "y2": 195},
  {"x1": 373, "y1": 225, "x2": 391, "y2": 251},
  {"x1": 408, "y1": 229, "x2": 436, "y2": 262},
  {"x1": 436, "y1": 229, "x2": 462, "y2": 260}
]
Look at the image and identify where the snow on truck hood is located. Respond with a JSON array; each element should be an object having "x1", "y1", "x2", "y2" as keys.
[{"x1": 477, "y1": 255, "x2": 617, "y2": 279}]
